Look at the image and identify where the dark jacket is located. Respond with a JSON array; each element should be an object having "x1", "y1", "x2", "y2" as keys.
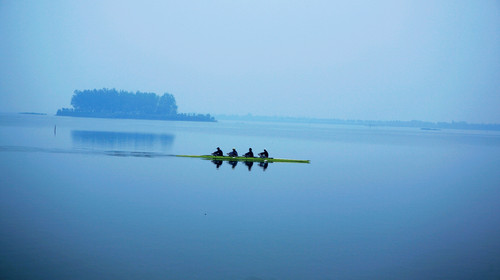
[
  {"x1": 244, "y1": 148, "x2": 254, "y2": 157},
  {"x1": 259, "y1": 149, "x2": 269, "y2": 158},
  {"x1": 228, "y1": 149, "x2": 238, "y2": 157},
  {"x1": 212, "y1": 147, "x2": 223, "y2": 156}
]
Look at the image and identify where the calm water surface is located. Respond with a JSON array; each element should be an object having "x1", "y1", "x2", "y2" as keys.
[{"x1": 1, "y1": 113, "x2": 500, "y2": 279}]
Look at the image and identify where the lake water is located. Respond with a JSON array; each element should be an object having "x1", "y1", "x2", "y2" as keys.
[{"x1": 1, "y1": 113, "x2": 500, "y2": 279}]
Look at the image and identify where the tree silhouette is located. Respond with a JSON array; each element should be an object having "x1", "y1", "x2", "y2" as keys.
[
  {"x1": 57, "y1": 88, "x2": 214, "y2": 122},
  {"x1": 157, "y1": 93, "x2": 177, "y2": 115}
]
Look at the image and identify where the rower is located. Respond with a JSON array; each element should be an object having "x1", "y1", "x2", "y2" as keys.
[
  {"x1": 244, "y1": 148, "x2": 254, "y2": 158},
  {"x1": 227, "y1": 148, "x2": 238, "y2": 157},
  {"x1": 212, "y1": 147, "x2": 223, "y2": 156},
  {"x1": 258, "y1": 149, "x2": 269, "y2": 158}
]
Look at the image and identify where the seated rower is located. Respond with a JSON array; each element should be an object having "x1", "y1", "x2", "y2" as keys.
[
  {"x1": 227, "y1": 148, "x2": 238, "y2": 157},
  {"x1": 244, "y1": 148, "x2": 254, "y2": 158},
  {"x1": 212, "y1": 147, "x2": 223, "y2": 156},
  {"x1": 258, "y1": 149, "x2": 269, "y2": 158}
]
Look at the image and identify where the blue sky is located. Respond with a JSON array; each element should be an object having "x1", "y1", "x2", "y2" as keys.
[{"x1": 1, "y1": 0, "x2": 499, "y2": 122}]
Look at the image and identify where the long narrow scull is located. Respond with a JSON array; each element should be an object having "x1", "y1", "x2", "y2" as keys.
[{"x1": 176, "y1": 155, "x2": 310, "y2": 164}]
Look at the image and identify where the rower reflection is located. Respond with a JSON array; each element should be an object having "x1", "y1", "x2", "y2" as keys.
[
  {"x1": 209, "y1": 159, "x2": 270, "y2": 171},
  {"x1": 244, "y1": 161, "x2": 253, "y2": 171},
  {"x1": 228, "y1": 160, "x2": 238, "y2": 169},
  {"x1": 259, "y1": 161, "x2": 268, "y2": 171},
  {"x1": 212, "y1": 160, "x2": 223, "y2": 169}
]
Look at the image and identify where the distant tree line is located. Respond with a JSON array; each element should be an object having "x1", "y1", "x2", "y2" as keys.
[
  {"x1": 57, "y1": 88, "x2": 215, "y2": 122},
  {"x1": 216, "y1": 115, "x2": 500, "y2": 131}
]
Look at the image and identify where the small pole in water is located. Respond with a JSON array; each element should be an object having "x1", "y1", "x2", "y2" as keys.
[{"x1": 54, "y1": 125, "x2": 57, "y2": 135}]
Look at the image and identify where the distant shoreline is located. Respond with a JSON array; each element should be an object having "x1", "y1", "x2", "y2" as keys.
[
  {"x1": 56, "y1": 110, "x2": 216, "y2": 122},
  {"x1": 12, "y1": 112, "x2": 500, "y2": 131},
  {"x1": 216, "y1": 114, "x2": 500, "y2": 131}
]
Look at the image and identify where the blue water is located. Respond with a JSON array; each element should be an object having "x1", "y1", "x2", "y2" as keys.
[{"x1": 1, "y1": 113, "x2": 500, "y2": 279}]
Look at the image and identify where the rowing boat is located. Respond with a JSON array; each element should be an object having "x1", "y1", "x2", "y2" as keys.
[{"x1": 176, "y1": 155, "x2": 310, "y2": 163}]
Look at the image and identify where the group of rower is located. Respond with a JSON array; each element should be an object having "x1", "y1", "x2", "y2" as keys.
[{"x1": 212, "y1": 147, "x2": 269, "y2": 158}]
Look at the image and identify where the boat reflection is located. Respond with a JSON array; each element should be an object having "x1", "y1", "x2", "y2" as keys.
[
  {"x1": 71, "y1": 130, "x2": 174, "y2": 151},
  {"x1": 210, "y1": 158, "x2": 269, "y2": 171}
]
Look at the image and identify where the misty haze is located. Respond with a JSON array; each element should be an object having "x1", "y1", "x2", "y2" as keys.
[{"x1": 1, "y1": 1, "x2": 500, "y2": 280}]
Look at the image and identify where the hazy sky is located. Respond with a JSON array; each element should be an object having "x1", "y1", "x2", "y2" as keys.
[{"x1": 1, "y1": 0, "x2": 499, "y2": 122}]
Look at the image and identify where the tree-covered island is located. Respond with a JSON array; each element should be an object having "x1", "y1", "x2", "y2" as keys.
[{"x1": 57, "y1": 88, "x2": 215, "y2": 122}]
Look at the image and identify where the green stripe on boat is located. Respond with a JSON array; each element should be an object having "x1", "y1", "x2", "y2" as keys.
[{"x1": 176, "y1": 155, "x2": 310, "y2": 163}]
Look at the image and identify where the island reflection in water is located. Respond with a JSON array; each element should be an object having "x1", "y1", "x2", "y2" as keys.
[
  {"x1": 71, "y1": 130, "x2": 175, "y2": 151},
  {"x1": 211, "y1": 159, "x2": 269, "y2": 171}
]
